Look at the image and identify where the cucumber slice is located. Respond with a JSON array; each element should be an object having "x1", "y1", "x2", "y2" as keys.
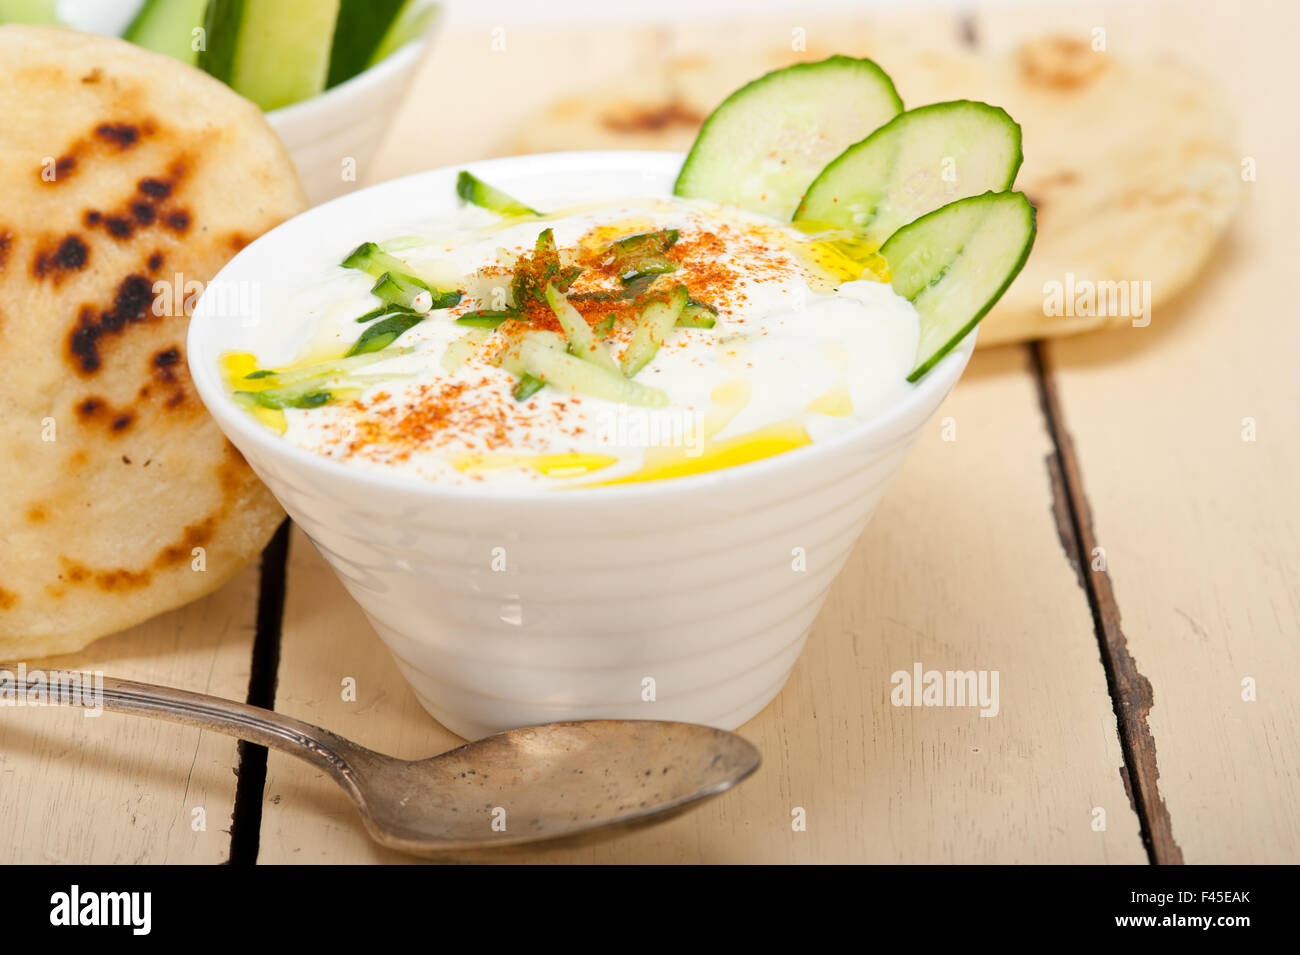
[
  {"x1": 200, "y1": 0, "x2": 341, "y2": 111},
  {"x1": 674, "y1": 55, "x2": 902, "y2": 220},
  {"x1": 456, "y1": 171, "x2": 539, "y2": 217},
  {"x1": 880, "y1": 191, "x2": 1036, "y2": 382},
  {"x1": 797, "y1": 101, "x2": 1022, "y2": 249},
  {"x1": 124, "y1": 0, "x2": 210, "y2": 65}
]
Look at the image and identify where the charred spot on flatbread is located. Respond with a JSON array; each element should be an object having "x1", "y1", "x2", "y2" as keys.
[
  {"x1": 1017, "y1": 36, "x2": 1110, "y2": 90},
  {"x1": 31, "y1": 233, "x2": 89, "y2": 282},
  {"x1": 600, "y1": 98, "x2": 704, "y2": 133},
  {"x1": 68, "y1": 274, "x2": 158, "y2": 375}
]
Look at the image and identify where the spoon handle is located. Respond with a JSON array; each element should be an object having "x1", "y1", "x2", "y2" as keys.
[{"x1": 1, "y1": 665, "x2": 363, "y2": 781}]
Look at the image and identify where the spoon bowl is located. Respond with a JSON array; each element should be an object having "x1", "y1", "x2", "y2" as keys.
[{"x1": 345, "y1": 719, "x2": 760, "y2": 854}]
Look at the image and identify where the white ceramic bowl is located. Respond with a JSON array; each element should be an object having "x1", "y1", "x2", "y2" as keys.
[
  {"x1": 266, "y1": 34, "x2": 431, "y2": 206},
  {"x1": 187, "y1": 152, "x2": 975, "y2": 740}
]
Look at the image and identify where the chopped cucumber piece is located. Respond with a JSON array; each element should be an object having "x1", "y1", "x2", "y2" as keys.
[
  {"x1": 621, "y1": 284, "x2": 688, "y2": 377},
  {"x1": 880, "y1": 191, "x2": 1036, "y2": 382},
  {"x1": 200, "y1": 0, "x2": 341, "y2": 111},
  {"x1": 341, "y1": 241, "x2": 424, "y2": 278},
  {"x1": 674, "y1": 55, "x2": 902, "y2": 220},
  {"x1": 797, "y1": 100, "x2": 1023, "y2": 250},
  {"x1": 678, "y1": 297, "x2": 718, "y2": 329},
  {"x1": 250, "y1": 347, "x2": 408, "y2": 387},
  {"x1": 494, "y1": 328, "x2": 564, "y2": 376},
  {"x1": 342, "y1": 242, "x2": 462, "y2": 309},
  {"x1": 544, "y1": 283, "x2": 619, "y2": 374},
  {"x1": 455, "y1": 309, "x2": 521, "y2": 328},
  {"x1": 521, "y1": 341, "x2": 668, "y2": 408},
  {"x1": 371, "y1": 272, "x2": 434, "y2": 312},
  {"x1": 123, "y1": 0, "x2": 209, "y2": 65},
  {"x1": 441, "y1": 328, "x2": 490, "y2": 373},
  {"x1": 606, "y1": 229, "x2": 680, "y2": 285},
  {"x1": 512, "y1": 373, "x2": 546, "y2": 402},
  {"x1": 347, "y1": 310, "x2": 425, "y2": 355},
  {"x1": 236, "y1": 385, "x2": 333, "y2": 410},
  {"x1": 456, "y1": 171, "x2": 540, "y2": 217}
]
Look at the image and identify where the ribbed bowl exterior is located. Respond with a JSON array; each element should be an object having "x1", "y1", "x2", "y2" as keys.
[
  {"x1": 188, "y1": 151, "x2": 973, "y2": 740},
  {"x1": 235, "y1": 411, "x2": 936, "y2": 739}
]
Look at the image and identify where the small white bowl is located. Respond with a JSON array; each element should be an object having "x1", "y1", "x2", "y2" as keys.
[
  {"x1": 187, "y1": 152, "x2": 975, "y2": 740},
  {"x1": 266, "y1": 33, "x2": 432, "y2": 206}
]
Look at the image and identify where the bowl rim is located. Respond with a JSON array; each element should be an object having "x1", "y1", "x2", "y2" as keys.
[{"x1": 187, "y1": 150, "x2": 976, "y2": 503}]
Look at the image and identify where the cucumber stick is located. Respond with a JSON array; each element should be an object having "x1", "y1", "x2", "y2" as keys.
[
  {"x1": 368, "y1": 0, "x2": 436, "y2": 67},
  {"x1": 124, "y1": 0, "x2": 210, "y2": 65},
  {"x1": 200, "y1": 0, "x2": 341, "y2": 111},
  {"x1": 797, "y1": 101, "x2": 1022, "y2": 249},
  {"x1": 544, "y1": 284, "x2": 619, "y2": 373},
  {"x1": 521, "y1": 342, "x2": 668, "y2": 409},
  {"x1": 675, "y1": 56, "x2": 902, "y2": 220},
  {"x1": 0, "y1": 0, "x2": 58, "y2": 24},
  {"x1": 881, "y1": 191, "x2": 1035, "y2": 382},
  {"x1": 327, "y1": 0, "x2": 404, "y2": 88},
  {"x1": 622, "y1": 286, "x2": 687, "y2": 377}
]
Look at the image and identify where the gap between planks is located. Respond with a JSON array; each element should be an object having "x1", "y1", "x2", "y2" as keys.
[
  {"x1": 226, "y1": 519, "x2": 291, "y2": 865},
  {"x1": 1029, "y1": 342, "x2": 1183, "y2": 865},
  {"x1": 958, "y1": 0, "x2": 1180, "y2": 867}
]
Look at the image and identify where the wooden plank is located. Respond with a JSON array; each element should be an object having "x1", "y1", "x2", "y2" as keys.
[
  {"x1": 0, "y1": 564, "x2": 261, "y2": 864},
  {"x1": 976, "y1": 0, "x2": 1300, "y2": 863},
  {"x1": 259, "y1": 345, "x2": 1144, "y2": 863}
]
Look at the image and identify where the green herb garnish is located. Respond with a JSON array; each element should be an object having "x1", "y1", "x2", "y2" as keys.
[
  {"x1": 355, "y1": 303, "x2": 418, "y2": 324},
  {"x1": 347, "y1": 312, "x2": 425, "y2": 356}
]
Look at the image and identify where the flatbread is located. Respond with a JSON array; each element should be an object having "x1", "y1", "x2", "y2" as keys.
[
  {"x1": 510, "y1": 34, "x2": 1241, "y2": 345},
  {"x1": 0, "y1": 26, "x2": 306, "y2": 659}
]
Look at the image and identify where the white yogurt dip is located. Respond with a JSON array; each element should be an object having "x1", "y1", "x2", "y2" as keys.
[{"x1": 223, "y1": 196, "x2": 920, "y2": 488}]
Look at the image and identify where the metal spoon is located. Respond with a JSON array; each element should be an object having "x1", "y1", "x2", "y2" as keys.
[{"x1": 9, "y1": 670, "x2": 760, "y2": 856}]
